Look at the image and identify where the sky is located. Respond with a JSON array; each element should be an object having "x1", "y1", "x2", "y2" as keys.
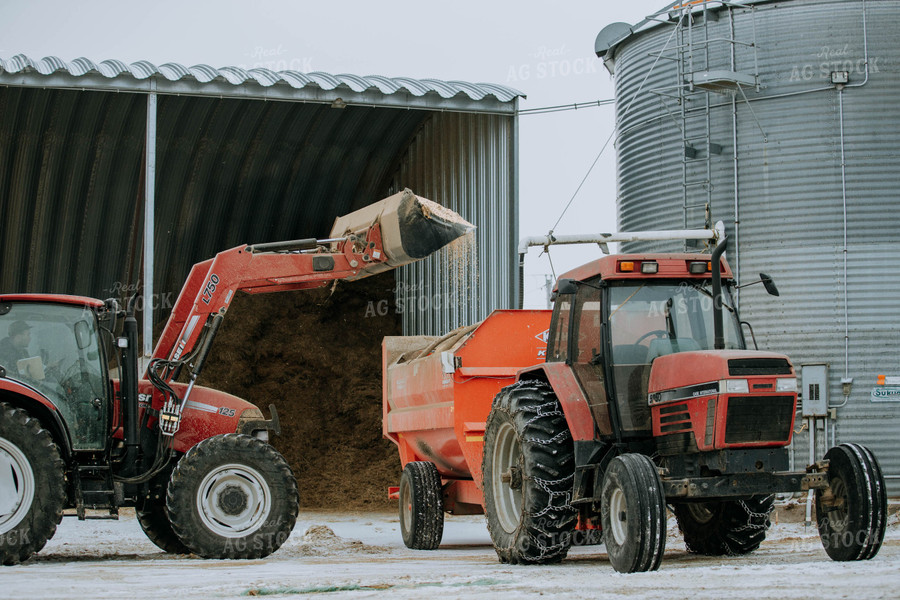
[{"x1": 0, "y1": 0, "x2": 667, "y2": 308}]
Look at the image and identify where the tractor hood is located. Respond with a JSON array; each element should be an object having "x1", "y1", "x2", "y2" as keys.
[{"x1": 649, "y1": 350, "x2": 796, "y2": 400}]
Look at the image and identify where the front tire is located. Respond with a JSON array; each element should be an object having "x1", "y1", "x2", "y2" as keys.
[
  {"x1": 673, "y1": 495, "x2": 774, "y2": 556},
  {"x1": 398, "y1": 461, "x2": 444, "y2": 550},
  {"x1": 166, "y1": 434, "x2": 299, "y2": 559},
  {"x1": 600, "y1": 454, "x2": 666, "y2": 573},
  {"x1": 0, "y1": 402, "x2": 66, "y2": 565},
  {"x1": 816, "y1": 443, "x2": 886, "y2": 561},
  {"x1": 482, "y1": 381, "x2": 576, "y2": 565}
]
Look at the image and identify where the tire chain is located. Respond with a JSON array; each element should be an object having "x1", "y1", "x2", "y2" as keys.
[
  {"x1": 733, "y1": 495, "x2": 775, "y2": 533},
  {"x1": 527, "y1": 473, "x2": 576, "y2": 519},
  {"x1": 489, "y1": 382, "x2": 577, "y2": 563}
]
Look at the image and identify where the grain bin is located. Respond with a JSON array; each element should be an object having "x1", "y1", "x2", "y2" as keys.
[{"x1": 596, "y1": 0, "x2": 900, "y2": 492}]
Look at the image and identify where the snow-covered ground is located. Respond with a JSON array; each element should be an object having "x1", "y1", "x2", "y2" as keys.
[{"x1": 2, "y1": 506, "x2": 898, "y2": 599}]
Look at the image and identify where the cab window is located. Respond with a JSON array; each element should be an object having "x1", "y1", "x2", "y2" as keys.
[{"x1": 0, "y1": 303, "x2": 107, "y2": 449}]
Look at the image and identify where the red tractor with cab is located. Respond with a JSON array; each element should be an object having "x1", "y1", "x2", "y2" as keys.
[
  {"x1": 480, "y1": 236, "x2": 887, "y2": 571},
  {"x1": 385, "y1": 227, "x2": 887, "y2": 573},
  {"x1": 0, "y1": 189, "x2": 471, "y2": 564}
]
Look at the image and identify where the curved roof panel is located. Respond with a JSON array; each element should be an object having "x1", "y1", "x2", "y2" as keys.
[{"x1": 0, "y1": 54, "x2": 524, "y2": 110}]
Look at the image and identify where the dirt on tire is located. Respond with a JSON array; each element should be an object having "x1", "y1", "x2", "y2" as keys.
[{"x1": 200, "y1": 273, "x2": 401, "y2": 511}]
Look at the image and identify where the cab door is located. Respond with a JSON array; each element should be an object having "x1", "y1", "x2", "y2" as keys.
[{"x1": 547, "y1": 282, "x2": 614, "y2": 437}]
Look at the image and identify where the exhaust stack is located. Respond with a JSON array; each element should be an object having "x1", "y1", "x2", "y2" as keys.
[{"x1": 330, "y1": 189, "x2": 474, "y2": 279}]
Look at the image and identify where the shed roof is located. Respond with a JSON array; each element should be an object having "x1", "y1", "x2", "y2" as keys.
[
  {"x1": 0, "y1": 54, "x2": 523, "y2": 113},
  {"x1": 0, "y1": 54, "x2": 522, "y2": 314}
]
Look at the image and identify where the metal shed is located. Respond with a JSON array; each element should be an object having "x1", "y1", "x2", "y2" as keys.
[{"x1": 0, "y1": 54, "x2": 523, "y2": 347}]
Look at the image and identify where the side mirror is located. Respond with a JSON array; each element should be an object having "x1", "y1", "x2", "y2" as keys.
[
  {"x1": 737, "y1": 273, "x2": 780, "y2": 296},
  {"x1": 760, "y1": 273, "x2": 779, "y2": 297},
  {"x1": 74, "y1": 320, "x2": 93, "y2": 350},
  {"x1": 557, "y1": 278, "x2": 578, "y2": 295}
]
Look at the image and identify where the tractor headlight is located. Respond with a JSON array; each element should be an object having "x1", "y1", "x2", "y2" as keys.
[
  {"x1": 776, "y1": 377, "x2": 798, "y2": 392},
  {"x1": 723, "y1": 379, "x2": 750, "y2": 394}
]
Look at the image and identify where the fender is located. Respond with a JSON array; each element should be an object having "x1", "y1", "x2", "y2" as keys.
[
  {"x1": 518, "y1": 363, "x2": 595, "y2": 441},
  {"x1": 0, "y1": 378, "x2": 72, "y2": 458}
]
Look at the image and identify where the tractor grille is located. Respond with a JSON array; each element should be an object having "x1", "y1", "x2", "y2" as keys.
[
  {"x1": 658, "y1": 402, "x2": 692, "y2": 434},
  {"x1": 724, "y1": 396, "x2": 794, "y2": 444},
  {"x1": 728, "y1": 358, "x2": 792, "y2": 376}
]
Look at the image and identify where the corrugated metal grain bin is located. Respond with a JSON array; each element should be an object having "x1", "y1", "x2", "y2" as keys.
[{"x1": 598, "y1": 0, "x2": 900, "y2": 492}]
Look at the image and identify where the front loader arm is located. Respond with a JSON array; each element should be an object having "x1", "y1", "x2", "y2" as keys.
[
  {"x1": 151, "y1": 187, "x2": 474, "y2": 381},
  {"x1": 152, "y1": 224, "x2": 389, "y2": 368},
  {"x1": 143, "y1": 189, "x2": 473, "y2": 436}
]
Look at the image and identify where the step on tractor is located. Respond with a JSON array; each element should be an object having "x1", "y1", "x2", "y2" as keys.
[
  {"x1": 0, "y1": 189, "x2": 472, "y2": 565},
  {"x1": 384, "y1": 225, "x2": 887, "y2": 572}
]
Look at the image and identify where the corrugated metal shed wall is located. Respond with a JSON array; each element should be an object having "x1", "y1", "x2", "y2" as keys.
[
  {"x1": 0, "y1": 62, "x2": 521, "y2": 336},
  {"x1": 387, "y1": 112, "x2": 518, "y2": 335},
  {"x1": 152, "y1": 96, "x2": 427, "y2": 304},
  {"x1": 609, "y1": 0, "x2": 900, "y2": 492},
  {"x1": 0, "y1": 87, "x2": 146, "y2": 295}
]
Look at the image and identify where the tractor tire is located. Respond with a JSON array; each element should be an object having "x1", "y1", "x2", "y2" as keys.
[
  {"x1": 0, "y1": 402, "x2": 66, "y2": 565},
  {"x1": 600, "y1": 454, "x2": 666, "y2": 573},
  {"x1": 482, "y1": 380, "x2": 576, "y2": 565},
  {"x1": 166, "y1": 434, "x2": 299, "y2": 559},
  {"x1": 673, "y1": 495, "x2": 774, "y2": 556},
  {"x1": 816, "y1": 443, "x2": 886, "y2": 561},
  {"x1": 399, "y1": 461, "x2": 444, "y2": 550},
  {"x1": 137, "y1": 501, "x2": 189, "y2": 554}
]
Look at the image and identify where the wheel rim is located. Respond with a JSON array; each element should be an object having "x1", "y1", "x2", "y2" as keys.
[
  {"x1": 399, "y1": 475, "x2": 412, "y2": 534},
  {"x1": 686, "y1": 502, "x2": 715, "y2": 524},
  {"x1": 491, "y1": 420, "x2": 523, "y2": 534},
  {"x1": 196, "y1": 463, "x2": 271, "y2": 538},
  {"x1": 609, "y1": 486, "x2": 628, "y2": 546},
  {"x1": 0, "y1": 436, "x2": 35, "y2": 534}
]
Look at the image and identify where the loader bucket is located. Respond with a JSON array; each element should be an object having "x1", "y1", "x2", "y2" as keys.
[{"x1": 330, "y1": 189, "x2": 474, "y2": 274}]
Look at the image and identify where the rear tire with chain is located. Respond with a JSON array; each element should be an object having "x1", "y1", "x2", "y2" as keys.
[
  {"x1": 398, "y1": 461, "x2": 444, "y2": 550},
  {"x1": 483, "y1": 380, "x2": 576, "y2": 565},
  {"x1": 816, "y1": 443, "x2": 886, "y2": 561},
  {"x1": 0, "y1": 402, "x2": 66, "y2": 565},
  {"x1": 166, "y1": 434, "x2": 299, "y2": 559},
  {"x1": 673, "y1": 495, "x2": 774, "y2": 556}
]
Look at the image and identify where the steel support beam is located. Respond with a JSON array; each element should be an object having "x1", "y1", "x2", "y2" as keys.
[{"x1": 143, "y1": 84, "x2": 157, "y2": 358}]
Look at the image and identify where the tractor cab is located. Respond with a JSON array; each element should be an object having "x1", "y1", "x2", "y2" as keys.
[
  {"x1": 547, "y1": 254, "x2": 750, "y2": 440},
  {"x1": 0, "y1": 295, "x2": 112, "y2": 451}
]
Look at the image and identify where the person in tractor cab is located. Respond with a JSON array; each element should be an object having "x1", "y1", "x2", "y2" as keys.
[{"x1": 0, "y1": 320, "x2": 35, "y2": 377}]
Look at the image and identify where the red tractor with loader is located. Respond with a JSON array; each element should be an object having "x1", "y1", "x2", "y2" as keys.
[
  {"x1": 384, "y1": 227, "x2": 887, "y2": 572},
  {"x1": 0, "y1": 189, "x2": 471, "y2": 565}
]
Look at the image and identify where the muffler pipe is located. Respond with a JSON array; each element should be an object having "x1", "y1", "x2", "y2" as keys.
[{"x1": 711, "y1": 237, "x2": 728, "y2": 351}]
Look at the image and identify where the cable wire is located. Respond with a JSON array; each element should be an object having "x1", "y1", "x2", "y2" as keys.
[
  {"x1": 545, "y1": 12, "x2": 685, "y2": 237},
  {"x1": 518, "y1": 98, "x2": 615, "y2": 116}
]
